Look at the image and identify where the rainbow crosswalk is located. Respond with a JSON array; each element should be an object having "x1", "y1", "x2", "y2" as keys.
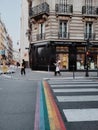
[{"x1": 34, "y1": 80, "x2": 66, "y2": 130}]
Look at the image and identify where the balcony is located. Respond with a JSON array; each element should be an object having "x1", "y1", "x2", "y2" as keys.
[
  {"x1": 29, "y1": 2, "x2": 49, "y2": 20},
  {"x1": 82, "y1": 6, "x2": 98, "y2": 16},
  {"x1": 84, "y1": 33, "x2": 95, "y2": 40},
  {"x1": 27, "y1": 0, "x2": 32, "y2": 2},
  {"x1": 58, "y1": 32, "x2": 70, "y2": 39},
  {"x1": 36, "y1": 33, "x2": 45, "y2": 41},
  {"x1": 55, "y1": 4, "x2": 73, "y2": 16}
]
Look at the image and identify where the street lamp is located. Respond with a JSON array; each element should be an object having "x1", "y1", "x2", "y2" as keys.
[{"x1": 85, "y1": 38, "x2": 92, "y2": 77}]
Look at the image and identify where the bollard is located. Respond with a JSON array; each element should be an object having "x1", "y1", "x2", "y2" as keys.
[{"x1": 73, "y1": 65, "x2": 75, "y2": 79}]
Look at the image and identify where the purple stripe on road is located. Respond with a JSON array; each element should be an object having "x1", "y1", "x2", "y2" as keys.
[{"x1": 34, "y1": 86, "x2": 40, "y2": 130}]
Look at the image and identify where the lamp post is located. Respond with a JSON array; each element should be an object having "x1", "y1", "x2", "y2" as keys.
[{"x1": 85, "y1": 38, "x2": 90, "y2": 77}]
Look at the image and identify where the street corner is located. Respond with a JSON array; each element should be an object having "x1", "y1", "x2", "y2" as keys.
[{"x1": 34, "y1": 80, "x2": 67, "y2": 130}]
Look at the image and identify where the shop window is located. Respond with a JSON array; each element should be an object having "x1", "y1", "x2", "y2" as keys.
[
  {"x1": 77, "y1": 54, "x2": 85, "y2": 70},
  {"x1": 77, "y1": 53, "x2": 98, "y2": 70},
  {"x1": 56, "y1": 46, "x2": 68, "y2": 52},
  {"x1": 77, "y1": 47, "x2": 85, "y2": 52},
  {"x1": 56, "y1": 53, "x2": 69, "y2": 70}
]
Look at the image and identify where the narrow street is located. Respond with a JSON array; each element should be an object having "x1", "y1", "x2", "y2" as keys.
[{"x1": 0, "y1": 69, "x2": 98, "y2": 130}]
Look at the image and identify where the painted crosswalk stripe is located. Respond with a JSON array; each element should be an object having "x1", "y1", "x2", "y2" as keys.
[
  {"x1": 49, "y1": 80, "x2": 94, "y2": 84},
  {"x1": 53, "y1": 88, "x2": 98, "y2": 92},
  {"x1": 51, "y1": 84, "x2": 98, "y2": 87},
  {"x1": 48, "y1": 80, "x2": 94, "y2": 84},
  {"x1": 57, "y1": 95, "x2": 98, "y2": 102},
  {"x1": 50, "y1": 82, "x2": 98, "y2": 86},
  {"x1": 63, "y1": 108, "x2": 98, "y2": 122}
]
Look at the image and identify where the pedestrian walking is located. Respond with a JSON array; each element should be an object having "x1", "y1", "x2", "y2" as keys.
[
  {"x1": 21, "y1": 59, "x2": 26, "y2": 75},
  {"x1": 54, "y1": 60, "x2": 61, "y2": 76}
]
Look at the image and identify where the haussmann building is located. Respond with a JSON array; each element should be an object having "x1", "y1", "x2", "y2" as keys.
[{"x1": 27, "y1": 0, "x2": 98, "y2": 71}]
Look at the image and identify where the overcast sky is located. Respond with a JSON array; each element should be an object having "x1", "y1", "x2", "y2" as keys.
[{"x1": 0, "y1": 0, "x2": 21, "y2": 49}]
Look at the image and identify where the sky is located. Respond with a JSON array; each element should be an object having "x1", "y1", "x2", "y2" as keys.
[{"x1": 0, "y1": 0, "x2": 21, "y2": 49}]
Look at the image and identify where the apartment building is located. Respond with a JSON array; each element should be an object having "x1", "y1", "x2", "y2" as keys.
[
  {"x1": 6, "y1": 35, "x2": 13, "y2": 64},
  {"x1": 27, "y1": 0, "x2": 98, "y2": 71},
  {"x1": 0, "y1": 19, "x2": 7, "y2": 61},
  {"x1": 0, "y1": 19, "x2": 13, "y2": 65}
]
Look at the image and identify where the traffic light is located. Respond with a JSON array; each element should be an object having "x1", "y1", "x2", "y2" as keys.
[{"x1": 86, "y1": 51, "x2": 90, "y2": 57}]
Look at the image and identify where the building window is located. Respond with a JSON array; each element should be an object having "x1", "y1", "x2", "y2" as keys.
[
  {"x1": 85, "y1": 0, "x2": 93, "y2": 7},
  {"x1": 85, "y1": 22, "x2": 94, "y2": 40},
  {"x1": 59, "y1": 21, "x2": 68, "y2": 39},
  {"x1": 58, "y1": 0, "x2": 68, "y2": 4},
  {"x1": 37, "y1": 23, "x2": 45, "y2": 40}
]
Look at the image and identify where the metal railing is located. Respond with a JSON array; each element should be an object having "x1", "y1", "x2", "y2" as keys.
[
  {"x1": 58, "y1": 32, "x2": 70, "y2": 39},
  {"x1": 55, "y1": 4, "x2": 73, "y2": 14},
  {"x1": 30, "y1": 2, "x2": 49, "y2": 17},
  {"x1": 82, "y1": 6, "x2": 98, "y2": 15},
  {"x1": 36, "y1": 33, "x2": 45, "y2": 41},
  {"x1": 84, "y1": 33, "x2": 95, "y2": 40}
]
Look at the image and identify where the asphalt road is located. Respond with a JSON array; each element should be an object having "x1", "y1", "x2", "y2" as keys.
[
  {"x1": 0, "y1": 68, "x2": 98, "y2": 130},
  {"x1": 0, "y1": 78, "x2": 37, "y2": 130}
]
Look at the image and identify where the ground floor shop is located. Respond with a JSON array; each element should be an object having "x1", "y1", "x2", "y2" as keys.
[{"x1": 29, "y1": 41, "x2": 98, "y2": 71}]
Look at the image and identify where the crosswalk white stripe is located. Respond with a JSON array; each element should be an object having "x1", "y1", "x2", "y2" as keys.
[
  {"x1": 49, "y1": 81, "x2": 98, "y2": 84},
  {"x1": 53, "y1": 88, "x2": 98, "y2": 92},
  {"x1": 51, "y1": 84, "x2": 98, "y2": 87},
  {"x1": 48, "y1": 79, "x2": 98, "y2": 123},
  {"x1": 57, "y1": 95, "x2": 98, "y2": 102},
  {"x1": 63, "y1": 108, "x2": 98, "y2": 122},
  {"x1": 48, "y1": 79, "x2": 94, "y2": 82}
]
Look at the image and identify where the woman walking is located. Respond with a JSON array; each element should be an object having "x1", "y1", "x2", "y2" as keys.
[{"x1": 54, "y1": 60, "x2": 61, "y2": 76}]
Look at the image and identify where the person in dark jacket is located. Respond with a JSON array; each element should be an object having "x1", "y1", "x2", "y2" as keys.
[{"x1": 21, "y1": 59, "x2": 26, "y2": 75}]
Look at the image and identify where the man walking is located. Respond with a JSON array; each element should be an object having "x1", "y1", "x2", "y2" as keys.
[{"x1": 21, "y1": 59, "x2": 26, "y2": 75}]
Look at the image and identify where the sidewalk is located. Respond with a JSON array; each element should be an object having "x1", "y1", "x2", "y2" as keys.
[
  {"x1": 1, "y1": 67, "x2": 98, "y2": 80},
  {"x1": 9, "y1": 68, "x2": 98, "y2": 80}
]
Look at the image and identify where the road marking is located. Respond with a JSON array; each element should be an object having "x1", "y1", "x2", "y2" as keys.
[
  {"x1": 2, "y1": 74, "x2": 11, "y2": 78},
  {"x1": 63, "y1": 108, "x2": 98, "y2": 122},
  {"x1": 53, "y1": 88, "x2": 98, "y2": 92},
  {"x1": 49, "y1": 81, "x2": 98, "y2": 84},
  {"x1": 57, "y1": 95, "x2": 98, "y2": 102},
  {"x1": 51, "y1": 84, "x2": 98, "y2": 87},
  {"x1": 48, "y1": 79, "x2": 94, "y2": 83}
]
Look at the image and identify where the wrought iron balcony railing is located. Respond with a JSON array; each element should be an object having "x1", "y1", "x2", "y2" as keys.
[
  {"x1": 82, "y1": 6, "x2": 98, "y2": 15},
  {"x1": 36, "y1": 33, "x2": 45, "y2": 41},
  {"x1": 84, "y1": 33, "x2": 95, "y2": 40},
  {"x1": 55, "y1": 4, "x2": 73, "y2": 15},
  {"x1": 58, "y1": 32, "x2": 70, "y2": 39},
  {"x1": 29, "y1": 2, "x2": 49, "y2": 18}
]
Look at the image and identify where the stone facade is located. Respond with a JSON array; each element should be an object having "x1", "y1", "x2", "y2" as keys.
[{"x1": 27, "y1": 0, "x2": 98, "y2": 71}]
